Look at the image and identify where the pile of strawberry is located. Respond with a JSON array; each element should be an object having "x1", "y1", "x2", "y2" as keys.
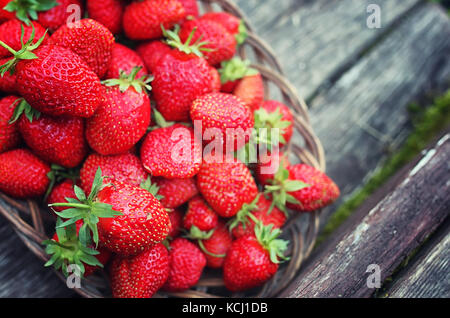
[{"x1": 0, "y1": 0, "x2": 340, "y2": 298}]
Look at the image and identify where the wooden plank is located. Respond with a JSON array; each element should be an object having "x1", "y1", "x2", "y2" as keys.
[
  {"x1": 386, "y1": 220, "x2": 450, "y2": 298},
  {"x1": 235, "y1": 0, "x2": 421, "y2": 100},
  {"x1": 281, "y1": 134, "x2": 450, "y2": 298}
]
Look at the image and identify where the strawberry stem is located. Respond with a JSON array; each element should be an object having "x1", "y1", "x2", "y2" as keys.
[{"x1": 4, "y1": 0, "x2": 59, "y2": 25}]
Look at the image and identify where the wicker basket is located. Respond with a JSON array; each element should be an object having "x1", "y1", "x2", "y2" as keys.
[{"x1": 0, "y1": 0, "x2": 326, "y2": 298}]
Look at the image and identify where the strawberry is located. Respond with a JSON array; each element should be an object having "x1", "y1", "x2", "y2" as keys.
[
  {"x1": 47, "y1": 178, "x2": 78, "y2": 213},
  {"x1": 123, "y1": 0, "x2": 185, "y2": 40},
  {"x1": 229, "y1": 194, "x2": 286, "y2": 239},
  {"x1": 0, "y1": 0, "x2": 15, "y2": 23},
  {"x1": 0, "y1": 57, "x2": 16, "y2": 93},
  {"x1": 167, "y1": 208, "x2": 183, "y2": 238},
  {"x1": 80, "y1": 152, "x2": 148, "y2": 194},
  {"x1": 219, "y1": 58, "x2": 258, "y2": 93},
  {"x1": 163, "y1": 238, "x2": 206, "y2": 292},
  {"x1": 179, "y1": 18, "x2": 236, "y2": 66},
  {"x1": 152, "y1": 177, "x2": 198, "y2": 209},
  {"x1": 87, "y1": 0, "x2": 123, "y2": 35},
  {"x1": 201, "y1": 11, "x2": 248, "y2": 45},
  {"x1": 110, "y1": 243, "x2": 169, "y2": 298},
  {"x1": 50, "y1": 18, "x2": 114, "y2": 78},
  {"x1": 178, "y1": 0, "x2": 198, "y2": 19},
  {"x1": 136, "y1": 40, "x2": 172, "y2": 73},
  {"x1": 0, "y1": 148, "x2": 50, "y2": 198},
  {"x1": 140, "y1": 123, "x2": 202, "y2": 179},
  {"x1": 254, "y1": 100, "x2": 294, "y2": 148},
  {"x1": 86, "y1": 67, "x2": 152, "y2": 156},
  {"x1": 223, "y1": 223, "x2": 288, "y2": 292},
  {"x1": 200, "y1": 222, "x2": 232, "y2": 268},
  {"x1": 0, "y1": 19, "x2": 47, "y2": 58},
  {"x1": 106, "y1": 43, "x2": 148, "y2": 80},
  {"x1": 197, "y1": 156, "x2": 258, "y2": 218},
  {"x1": 183, "y1": 196, "x2": 218, "y2": 232},
  {"x1": 50, "y1": 169, "x2": 171, "y2": 256},
  {"x1": 15, "y1": 100, "x2": 87, "y2": 168},
  {"x1": 44, "y1": 218, "x2": 111, "y2": 278},
  {"x1": 255, "y1": 150, "x2": 290, "y2": 186},
  {"x1": 190, "y1": 92, "x2": 254, "y2": 152},
  {"x1": 210, "y1": 66, "x2": 221, "y2": 92},
  {"x1": 233, "y1": 73, "x2": 265, "y2": 112},
  {"x1": 0, "y1": 96, "x2": 20, "y2": 153},
  {"x1": 0, "y1": 28, "x2": 103, "y2": 118},
  {"x1": 37, "y1": 0, "x2": 84, "y2": 33}
]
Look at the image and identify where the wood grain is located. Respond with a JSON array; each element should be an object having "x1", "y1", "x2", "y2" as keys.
[{"x1": 281, "y1": 134, "x2": 450, "y2": 298}]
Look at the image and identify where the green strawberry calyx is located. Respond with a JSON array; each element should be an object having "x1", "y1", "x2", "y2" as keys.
[
  {"x1": 254, "y1": 221, "x2": 289, "y2": 264},
  {"x1": 0, "y1": 23, "x2": 47, "y2": 76},
  {"x1": 186, "y1": 225, "x2": 226, "y2": 258},
  {"x1": 264, "y1": 165, "x2": 310, "y2": 214},
  {"x1": 8, "y1": 98, "x2": 40, "y2": 124},
  {"x1": 44, "y1": 164, "x2": 80, "y2": 201},
  {"x1": 48, "y1": 167, "x2": 123, "y2": 246},
  {"x1": 218, "y1": 57, "x2": 258, "y2": 84},
  {"x1": 42, "y1": 218, "x2": 103, "y2": 278},
  {"x1": 162, "y1": 24, "x2": 212, "y2": 58},
  {"x1": 4, "y1": 0, "x2": 59, "y2": 25},
  {"x1": 103, "y1": 66, "x2": 153, "y2": 94},
  {"x1": 254, "y1": 107, "x2": 292, "y2": 147},
  {"x1": 228, "y1": 194, "x2": 260, "y2": 232},
  {"x1": 236, "y1": 20, "x2": 248, "y2": 46},
  {"x1": 140, "y1": 176, "x2": 164, "y2": 201}
]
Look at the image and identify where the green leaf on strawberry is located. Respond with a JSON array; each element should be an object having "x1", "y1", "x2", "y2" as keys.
[
  {"x1": 162, "y1": 24, "x2": 212, "y2": 57},
  {"x1": 103, "y1": 66, "x2": 153, "y2": 94},
  {"x1": 186, "y1": 225, "x2": 226, "y2": 258},
  {"x1": 4, "y1": 0, "x2": 59, "y2": 25},
  {"x1": 254, "y1": 221, "x2": 289, "y2": 264},
  {"x1": 218, "y1": 57, "x2": 258, "y2": 84}
]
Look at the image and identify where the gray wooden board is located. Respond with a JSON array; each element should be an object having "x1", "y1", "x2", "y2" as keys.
[{"x1": 281, "y1": 134, "x2": 450, "y2": 298}]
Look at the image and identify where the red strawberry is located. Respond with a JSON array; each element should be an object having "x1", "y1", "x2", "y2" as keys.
[
  {"x1": 80, "y1": 152, "x2": 148, "y2": 194},
  {"x1": 0, "y1": 0, "x2": 15, "y2": 23},
  {"x1": 136, "y1": 41, "x2": 172, "y2": 73},
  {"x1": 153, "y1": 177, "x2": 198, "y2": 209},
  {"x1": 50, "y1": 18, "x2": 114, "y2": 78},
  {"x1": 201, "y1": 222, "x2": 233, "y2": 268},
  {"x1": 190, "y1": 92, "x2": 254, "y2": 152},
  {"x1": 47, "y1": 179, "x2": 77, "y2": 213},
  {"x1": 255, "y1": 100, "x2": 294, "y2": 148},
  {"x1": 110, "y1": 243, "x2": 169, "y2": 298},
  {"x1": 201, "y1": 11, "x2": 247, "y2": 45},
  {"x1": 210, "y1": 66, "x2": 221, "y2": 92},
  {"x1": 255, "y1": 150, "x2": 290, "y2": 186},
  {"x1": 123, "y1": 0, "x2": 185, "y2": 40},
  {"x1": 16, "y1": 102, "x2": 87, "y2": 168},
  {"x1": 197, "y1": 156, "x2": 258, "y2": 218},
  {"x1": 0, "y1": 19, "x2": 47, "y2": 58},
  {"x1": 0, "y1": 96, "x2": 20, "y2": 153},
  {"x1": 106, "y1": 43, "x2": 148, "y2": 80},
  {"x1": 37, "y1": 0, "x2": 84, "y2": 33},
  {"x1": 179, "y1": 18, "x2": 236, "y2": 66},
  {"x1": 233, "y1": 73, "x2": 265, "y2": 112},
  {"x1": 87, "y1": 0, "x2": 123, "y2": 35},
  {"x1": 86, "y1": 67, "x2": 152, "y2": 156},
  {"x1": 141, "y1": 123, "x2": 202, "y2": 179},
  {"x1": 167, "y1": 208, "x2": 184, "y2": 238},
  {"x1": 0, "y1": 57, "x2": 17, "y2": 93},
  {"x1": 51, "y1": 171, "x2": 171, "y2": 256},
  {"x1": 223, "y1": 223, "x2": 288, "y2": 292},
  {"x1": 163, "y1": 238, "x2": 206, "y2": 292},
  {"x1": 218, "y1": 57, "x2": 258, "y2": 93},
  {"x1": 229, "y1": 194, "x2": 286, "y2": 239},
  {"x1": 0, "y1": 148, "x2": 50, "y2": 198},
  {"x1": 177, "y1": 0, "x2": 199, "y2": 19},
  {"x1": 183, "y1": 196, "x2": 218, "y2": 232},
  {"x1": 44, "y1": 218, "x2": 111, "y2": 278}
]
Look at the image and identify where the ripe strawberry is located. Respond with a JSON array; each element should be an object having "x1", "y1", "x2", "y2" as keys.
[
  {"x1": 210, "y1": 66, "x2": 221, "y2": 92},
  {"x1": 50, "y1": 18, "x2": 114, "y2": 78},
  {"x1": 201, "y1": 11, "x2": 248, "y2": 45},
  {"x1": 254, "y1": 100, "x2": 294, "y2": 148},
  {"x1": 0, "y1": 19, "x2": 47, "y2": 58},
  {"x1": 233, "y1": 73, "x2": 265, "y2": 111},
  {"x1": 110, "y1": 243, "x2": 169, "y2": 298},
  {"x1": 0, "y1": 96, "x2": 20, "y2": 153},
  {"x1": 0, "y1": 148, "x2": 50, "y2": 198},
  {"x1": 197, "y1": 156, "x2": 258, "y2": 218},
  {"x1": 167, "y1": 208, "x2": 184, "y2": 238},
  {"x1": 47, "y1": 179, "x2": 78, "y2": 213},
  {"x1": 153, "y1": 177, "x2": 198, "y2": 209},
  {"x1": 37, "y1": 0, "x2": 84, "y2": 33},
  {"x1": 201, "y1": 222, "x2": 233, "y2": 268},
  {"x1": 0, "y1": 0, "x2": 15, "y2": 23},
  {"x1": 255, "y1": 150, "x2": 290, "y2": 186},
  {"x1": 136, "y1": 41, "x2": 172, "y2": 73},
  {"x1": 50, "y1": 169, "x2": 171, "y2": 256},
  {"x1": 106, "y1": 43, "x2": 148, "y2": 80},
  {"x1": 123, "y1": 0, "x2": 185, "y2": 40},
  {"x1": 190, "y1": 92, "x2": 254, "y2": 152},
  {"x1": 0, "y1": 57, "x2": 16, "y2": 93},
  {"x1": 87, "y1": 0, "x2": 123, "y2": 35},
  {"x1": 183, "y1": 196, "x2": 218, "y2": 232},
  {"x1": 178, "y1": 0, "x2": 198, "y2": 19},
  {"x1": 229, "y1": 194, "x2": 286, "y2": 239},
  {"x1": 80, "y1": 152, "x2": 148, "y2": 194},
  {"x1": 44, "y1": 218, "x2": 111, "y2": 278},
  {"x1": 16, "y1": 101, "x2": 87, "y2": 168},
  {"x1": 163, "y1": 238, "x2": 206, "y2": 292},
  {"x1": 86, "y1": 67, "x2": 152, "y2": 156},
  {"x1": 223, "y1": 223, "x2": 288, "y2": 292},
  {"x1": 141, "y1": 124, "x2": 202, "y2": 179},
  {"x1": 179, "y1": 18, "x2": 236, "y2": 66},
  {"x1": 219, "y1": 58, "x2": 258, "y2": 93}
]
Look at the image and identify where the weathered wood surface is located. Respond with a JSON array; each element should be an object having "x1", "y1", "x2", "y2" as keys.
[
  {"x1": 281, "y1": 134, "x2": 450, "y2": 298},
  {"x1": 386, "y1": 219, "x2": 450, "y2": 298}
]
